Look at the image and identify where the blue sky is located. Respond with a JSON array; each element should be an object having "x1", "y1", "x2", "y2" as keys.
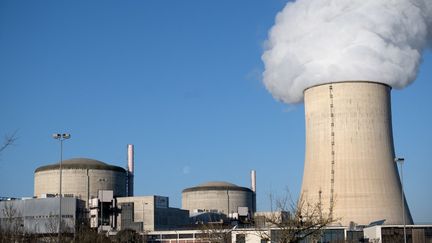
[{"x1": 1, "y1": 0, "x2": 431, "y2": 223}]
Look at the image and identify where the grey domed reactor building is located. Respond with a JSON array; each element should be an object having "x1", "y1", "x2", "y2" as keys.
[
  {"x1": 182, "y1": 181, "x2": 256, "y2": 216},
  {"x1": 300, "y1": 81, "x2": 413, "y2": 226},
  {"x1": 34, "y1": 158, "x2": 127, "y2": 206}
]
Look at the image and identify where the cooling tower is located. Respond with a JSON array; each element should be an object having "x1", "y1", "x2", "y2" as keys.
[{"x1": 300, "y1": 81, "x2": 413, "y2": 226}]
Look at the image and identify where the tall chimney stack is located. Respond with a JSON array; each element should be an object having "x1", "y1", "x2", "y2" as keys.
[
  {"x1": 251, "y1": 170, "x2": 256, "y2": 193},
  {"x1": 251, "y1": 170, "x2": 256, "y2": 213},
  {"x1": 127, "y1": 144, "x2": 134, "y2": 197}
]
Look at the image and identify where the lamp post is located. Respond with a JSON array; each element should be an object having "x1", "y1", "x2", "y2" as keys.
[
  {"x1": 53, "y1": 133, "x2": 71, "y2": 242},
  {"x1": 395, "y1": 157, "x2": 406, "y2": 243}
]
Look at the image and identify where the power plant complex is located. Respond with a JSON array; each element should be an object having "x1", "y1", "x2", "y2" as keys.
[{"x1": 1, "y1": 83, "x2": 430, "y2": 242}]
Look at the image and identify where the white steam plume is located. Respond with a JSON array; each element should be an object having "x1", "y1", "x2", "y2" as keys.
[{"x1": 262, "y1": 0, "x2": 432, "y2": 103}]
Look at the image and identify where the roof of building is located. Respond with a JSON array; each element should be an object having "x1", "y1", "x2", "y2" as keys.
[
  {"x1": 34, "y1": 158, "x2": 126, "y2": 173},
  {"x1": 182, "y1": 181, "x2": 253, "y2": 193}
]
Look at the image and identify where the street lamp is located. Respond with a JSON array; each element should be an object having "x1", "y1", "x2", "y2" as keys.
[
  {"x1": 53, "y1": 133, "x2": 71, "y2": 242},
  {"x1": 394, "y1": 157, "x2": 406, "y2": 243}
]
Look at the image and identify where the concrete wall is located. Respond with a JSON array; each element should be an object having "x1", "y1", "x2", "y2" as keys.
[
  {"x1": 363, "y1": 225, "x2": 382, "y2": 242},
  {"x1": 232, "y1": 229, "x2": 268, "y2": 243},
  {"x1": 34, "y1": 168, "x2": 127, "y2": 207},
  {"x1": 117, "y1": 196, "x2": 155, "y2": 231},
  {"x1": 154, "y1": 207, "x2": 189, "y2": 230},
  {"x1": 182, "y1": 189, "x2": 253, "y2": 216},
  {"x1": 116, "y1": 196, "x2": 188, "y2": 232},
  {"x1": 363, "y1": 225, "x2": 432, "y2": 243},
  {"x1": 0, "y1": 198, "x2": 84, "y2": 234},
  {"x1": 301, "y1": 81, "x2": 412, "y2": 226}
]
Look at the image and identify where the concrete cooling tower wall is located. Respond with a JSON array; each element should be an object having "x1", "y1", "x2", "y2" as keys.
[{"x1": 300, "y1": 81, "x2": 413, "y2": 226}]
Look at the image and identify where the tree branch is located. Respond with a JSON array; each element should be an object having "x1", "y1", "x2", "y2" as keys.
[{"x1": 0, "y1": 130, "x2": 18, "y2": 154}]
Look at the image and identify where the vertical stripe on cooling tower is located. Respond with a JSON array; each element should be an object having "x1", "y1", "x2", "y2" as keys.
[{"x1": 329, "y1": 84, "x2": 335, "y2": 218}]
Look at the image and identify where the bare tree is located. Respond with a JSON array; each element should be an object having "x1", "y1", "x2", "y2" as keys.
[
  {"x1": 44, "y1": 212, "x2": 60, "y2": 242},
  {"x1": 0, "y1": 130, "x2": 18, "y2": 155},
  {"x1": 114, "y1": 228, "x2": 144, "y2": 243},
  {"x1": 0, "y1": 201, "x2": 24, "y2": 242},
  {"x1": 74, "y1": 224, "x2": 112, "y2": 243},
  {"x1": 198, "y1": 221, "x2": 233, "y2": 243},
  {"x1": 254, "y1": 191, "x2": 336, "y2": 243}
]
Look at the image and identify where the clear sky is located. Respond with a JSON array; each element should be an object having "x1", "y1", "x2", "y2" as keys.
[{"x1": 1, "y1": 0, "x2": 431, "y2": 224}]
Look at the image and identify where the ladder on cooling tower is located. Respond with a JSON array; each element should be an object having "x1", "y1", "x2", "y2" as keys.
[{"x1": 329, "y1": 85, "x2": 335, "y2": 218}]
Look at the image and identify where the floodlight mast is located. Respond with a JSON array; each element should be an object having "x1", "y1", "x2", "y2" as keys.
[{"x1": 52, "y1": 133, "x2": 71, "y2": 242}]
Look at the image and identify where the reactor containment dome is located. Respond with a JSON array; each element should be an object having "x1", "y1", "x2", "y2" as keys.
[
  {"x1": 182, "y1": 181, "x2": 255, "y2": 216},
  {"x1": 34, "y1": 158, "x2": 127, "y2": 207}
]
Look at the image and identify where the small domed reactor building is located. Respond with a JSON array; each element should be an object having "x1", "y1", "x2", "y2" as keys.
[
  {"x1": 34, "y1": 158, "x2": 127, "y2": 206},
  {"x1": 182, "y1": 181, "x2": 255, "y2": 216}
]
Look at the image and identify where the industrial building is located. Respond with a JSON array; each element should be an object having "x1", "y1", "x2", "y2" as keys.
[
  {"x1": 87, "y1": 192, "x2": 190, "y2": 233},
  {"x1": 29, "y1": 145, "x2": 190, "y2": 235},
  {"x1": 0, "y1": 194, "x2": 189, "y2": 237},
  {"x1": 231, "y1": 226, "x2": 364, "y2": 243},
  {"x1": 116, "y1": 196, "x2": 189, "y2": 232},
  {"x1": 363, "y1": 224, "x2": 432, "y2": 242},
  {"x1": 34, "y1": 158, "x2": 127, "y2": 207},
  {"x1": 301, "y1": 81, "x2": 413, "y2": 226},
  {"x1": 0, "y1": 197, "x2": 86, "y2": 235},
  {"x1": 182, "y1": 181, "x2": 255, "y2": 218},
  {"x1": 146, "y1": 226, "x2": 364, "y2": 243}
]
